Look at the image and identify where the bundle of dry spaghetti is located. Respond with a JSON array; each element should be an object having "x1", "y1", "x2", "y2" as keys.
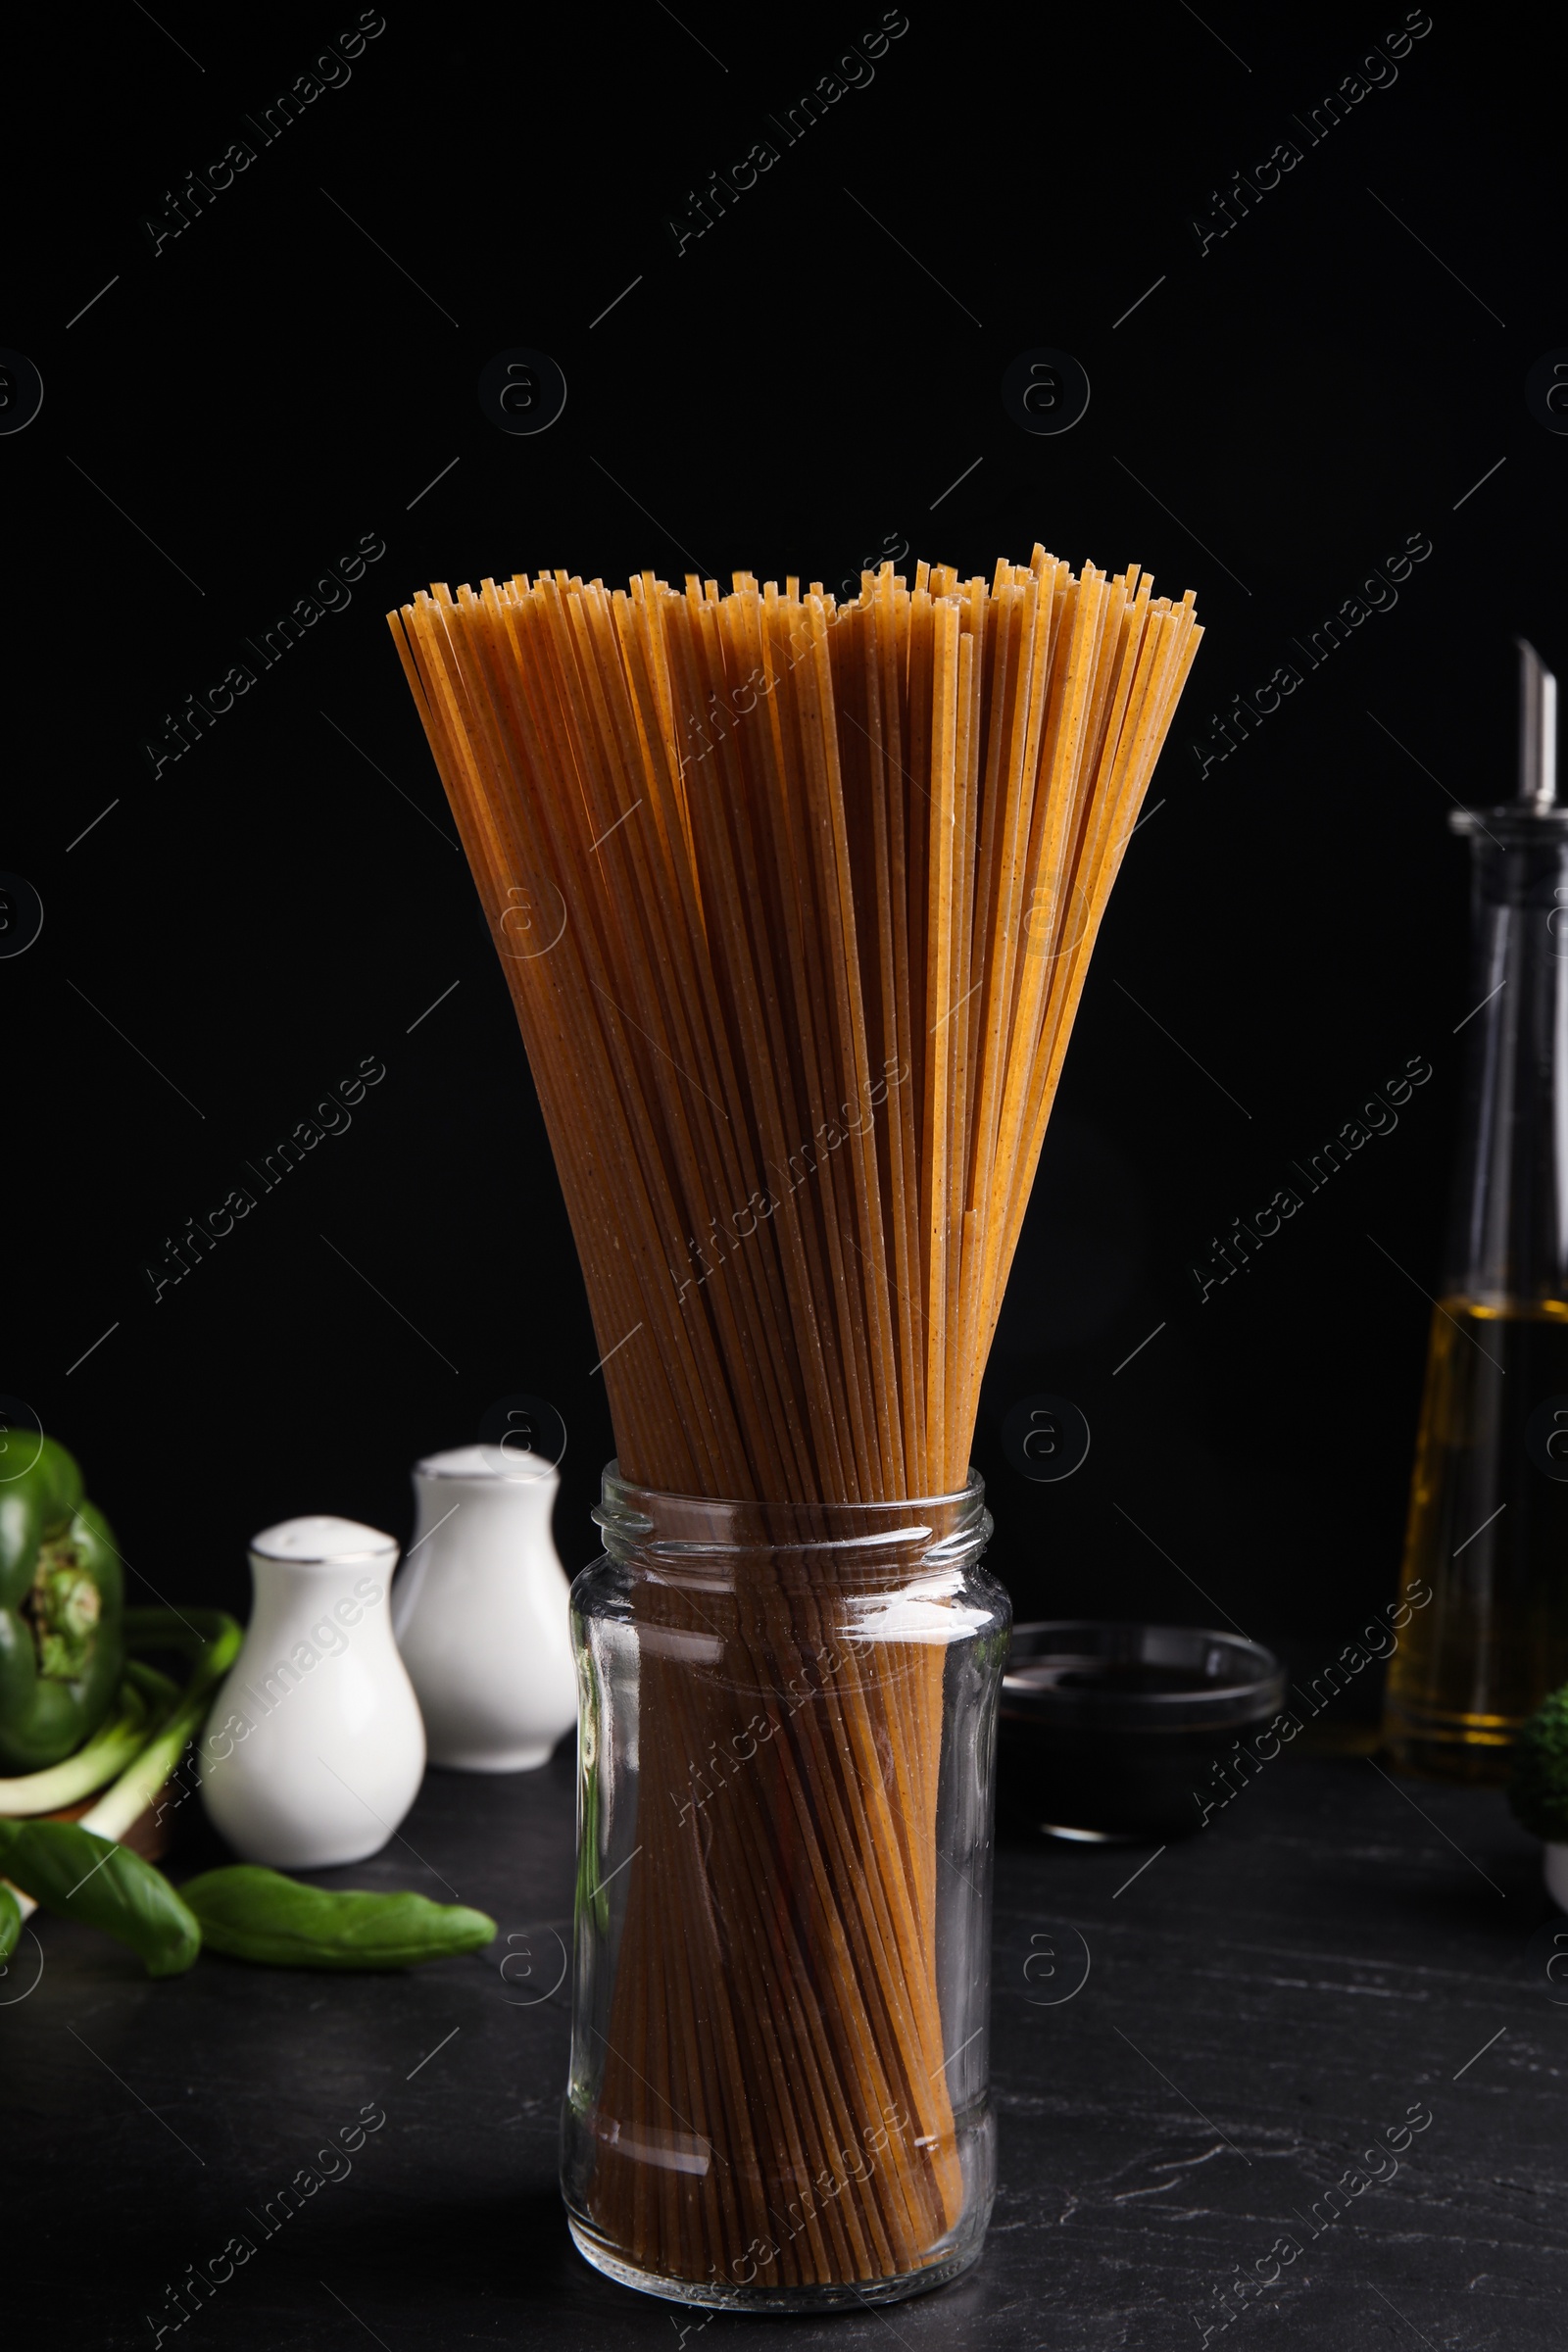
[{"x1": 389, "y1": 553, "x2": 1200, "y2": 2288}]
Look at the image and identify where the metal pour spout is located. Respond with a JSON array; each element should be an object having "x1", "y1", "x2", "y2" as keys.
[{"x1": 1518, "y1": 638, "x2": 1559, "y2": 810}]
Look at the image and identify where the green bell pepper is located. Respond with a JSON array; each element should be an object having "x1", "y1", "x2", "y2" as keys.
[{"x1": 0, "y1": 1435, "x2": 123, "y2": 1773}]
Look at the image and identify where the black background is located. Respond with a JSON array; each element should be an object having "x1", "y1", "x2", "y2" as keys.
[{"x1": 6, "y1": 1, "x2": 1557, "y2": 1652}]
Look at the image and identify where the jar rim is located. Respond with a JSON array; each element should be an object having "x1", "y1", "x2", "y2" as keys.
[
  {"x1": 601, "y1": 1460, "x2": 985, "y2": 1513},
  {"x1": 594, "y1": 1461, "x2": 991, "y2": 1568}
]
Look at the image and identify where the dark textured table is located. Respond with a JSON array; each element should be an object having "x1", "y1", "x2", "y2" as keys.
[{"x1": 6, "y1": 1737, "x2": 1563, "y2": 2350}]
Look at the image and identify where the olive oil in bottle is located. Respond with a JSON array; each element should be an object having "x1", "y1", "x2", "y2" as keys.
[{"x1": 1384, "y1": 1300, "x2": 1568, "y2": 1779}]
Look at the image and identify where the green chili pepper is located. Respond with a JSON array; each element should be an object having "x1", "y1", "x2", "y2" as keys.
[
  {"x1": 0, "y1": 1882, "x2": 20, "y2": 1965},
  {"x1": 0, "y1": 1819, "x2": 200, "y2": 1978},
  {"x1": 180, "y1": 1865, "x2": 497, "y2": 1971},
  {"x1": 0, "y1": 1434, "x2": 124, "y2": 1773}
]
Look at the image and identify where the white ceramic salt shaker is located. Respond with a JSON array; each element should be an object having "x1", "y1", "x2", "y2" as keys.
[
  {"x1": 200, "y1": 1515, "x2": 425, "y2": 1868},
  {"x1": 391, "y1": 1444, "x2": 576, "y2": 1770}
]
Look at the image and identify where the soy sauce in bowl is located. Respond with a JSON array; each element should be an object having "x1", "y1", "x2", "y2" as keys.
[{"x1": 999, "y1": 1620, "x2": 1287, "y2": 1842}]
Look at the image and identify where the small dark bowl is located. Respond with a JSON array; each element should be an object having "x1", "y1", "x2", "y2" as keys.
[{"x1": 998, "y1": 1620, "x2": 1287, "y2": 1842}]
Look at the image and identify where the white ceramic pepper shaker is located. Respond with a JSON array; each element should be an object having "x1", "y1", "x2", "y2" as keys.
[
  {"x1": 391, "y1": 1444, "x2": 576, "y2": 1771},
  {"x1": 200, "y1": 1515, "x2": 425, "y2": 1868}
]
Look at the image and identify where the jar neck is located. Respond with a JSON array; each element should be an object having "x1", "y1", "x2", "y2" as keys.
[
  {"x1": 1444, "y1": 823, "x2": 1568, "y2": 1304},
  {"x1": 594, "y1": 1465, "x2": 992, "y2": 1585}
]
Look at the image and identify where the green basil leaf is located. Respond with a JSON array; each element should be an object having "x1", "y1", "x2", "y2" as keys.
[
  {"x1": 0, "y1": 1820, "x2": 200, "y2": 1978},
  {"x1": 180, "y1": 1865, "x2": 496, "y2": 1971}
]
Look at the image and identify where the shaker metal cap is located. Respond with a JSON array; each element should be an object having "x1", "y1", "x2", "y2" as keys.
[
  {"x1": 250, "y1": 1513, "x2": 399, "y2": 1565},
  {"x1": 416, "y1": 1442, "x2": 557, "y2": 1481}
]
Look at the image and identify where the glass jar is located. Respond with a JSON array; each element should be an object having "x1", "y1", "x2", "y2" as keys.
[{"x1": 560, "y1": 1465, "x2": 1008, "y2": 2312}]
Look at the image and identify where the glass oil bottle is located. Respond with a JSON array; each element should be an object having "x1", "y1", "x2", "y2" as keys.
[{"x1": 1384, "y1": 645, "x2": 1568, "y2": 1780}]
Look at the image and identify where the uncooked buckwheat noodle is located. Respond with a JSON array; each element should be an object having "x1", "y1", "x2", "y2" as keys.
[{"x1": 388, "y1": 553, "x2": 1200, "y2": 2291}]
